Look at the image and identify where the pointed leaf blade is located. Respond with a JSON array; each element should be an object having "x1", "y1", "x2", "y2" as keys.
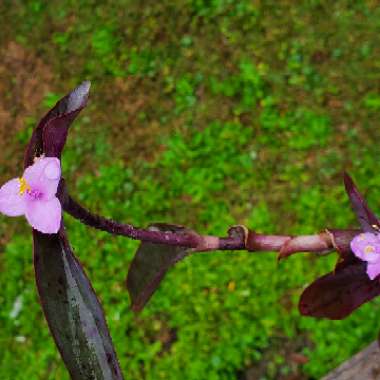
[
  {"x1": 34, "y1": 230, "x2": 124, "y2": 380},
  {"x1": 25, "y1": 81, "x2": 90, "y2": 165},
  {"x1": 343, "y1": 172, "x2": 380, "y2": 232},
  {"x1": 299, "y1": 262, "x2": 380, "y2": 320},
  {"x1": 126, "y1": 224, "x2": 192, "y2": 312}
]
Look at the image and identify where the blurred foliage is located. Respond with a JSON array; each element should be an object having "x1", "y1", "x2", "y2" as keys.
[{"x1": 1, "y1": 0, "x2": 380, "y2": 379}]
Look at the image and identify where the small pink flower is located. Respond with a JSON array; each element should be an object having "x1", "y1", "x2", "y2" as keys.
[
  {"x1": 350, "y1": 232, "x2": 380, "y2": 280},
  {"x1": 0, "y1": 157, "x2": 62, "y2": 234}
]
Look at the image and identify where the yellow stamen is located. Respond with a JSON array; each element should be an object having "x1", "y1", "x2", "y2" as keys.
[
  {"x1": 18, "y1": 177, "x2": 31, "y2": 195},
  {"x1": 365, "y1": 245, "x2": 375, "y2": 254}
]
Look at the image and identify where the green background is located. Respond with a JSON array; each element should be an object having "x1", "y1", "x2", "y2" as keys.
[{"x1": 1, "y1": 1, "x2": 380, "y2": 379}]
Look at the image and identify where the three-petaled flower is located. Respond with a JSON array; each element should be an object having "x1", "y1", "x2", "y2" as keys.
[
  {"x1": 350, "y1": 232, "x2": 380, "y2": 280},
  {"x1": 0, "y1": 157, "x2": 62, "y2": 234}
]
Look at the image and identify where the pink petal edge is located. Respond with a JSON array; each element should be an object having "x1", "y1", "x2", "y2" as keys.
[
  {"x1": 0, "y1": 178, "x2": 26, "y2": 217},
  {"x1": 23, "y1": 157, "x2": 61, "y2": 200},
  {"x1": 25, "y1": 197, "x2": 61, "y2": 234},
  {"x1": 350, "y1": 232, "x2": 380, "y2": 263},
  {"x1": 366, "y1": 262, "x2": 380, "y2": 280}
]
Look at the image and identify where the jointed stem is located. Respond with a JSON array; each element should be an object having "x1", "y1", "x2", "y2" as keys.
[{"x1": 62, "y1": 188, "x2": 357, "y2": 256}]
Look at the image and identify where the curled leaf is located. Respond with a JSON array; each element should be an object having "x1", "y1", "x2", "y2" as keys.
[
  {"x1": 126, "y1": 223, "x2": 195, "y2": 312},
  {"x1": 25, "y1": 81, "x2": 90, "y2": 166}
]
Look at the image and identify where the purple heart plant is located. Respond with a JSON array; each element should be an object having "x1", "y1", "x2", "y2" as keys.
[{"x1": 0, "y1": 82, "x2": 378, "y2": 379}]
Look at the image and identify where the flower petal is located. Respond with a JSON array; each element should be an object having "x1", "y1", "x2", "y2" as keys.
[
  {"x1": 366, "y1": 262, "x2": 380, "y2": 280},
  {"x1": 0, "y1": 178, "x2": 26, "y2": 216},
  {"x1": 25, "y1": 197, "x2": 61, "y2": 234},
  {"x1": 23, "y1": 157, "x2": 61, "y2": 199},
  {"x1": 350, "y1": 232, "x2": 380, "y2": 263}
]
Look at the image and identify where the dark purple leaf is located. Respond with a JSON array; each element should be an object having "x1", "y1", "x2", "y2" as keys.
[
  {"x1": 28, "y1": 83, "x2": 123, "y2": 379},
  {"x1": 343, "y1": 172, "x2": 380, "y2": 233},
  {"x1": 24, "y1": 81, "x2": 90, "y2": 166},
  {"x1": 34, "y1": 229, "x2": 124, "y2": 380},
  {"x1": 126, "y1": 223, "x2": 192, "y2": 312},
  {"x1": 299, "y1": 262, "x2": 380, "y2": 320}
]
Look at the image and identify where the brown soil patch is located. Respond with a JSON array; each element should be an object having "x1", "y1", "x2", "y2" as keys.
[
  {"x1": 238, "y1": 335, "x2": 311, "y2": 380},
  {"x1": 134, "y1": 313, "x2": 177, "y2": 355},
  {"x1": 93, "y1": 77, "x2": 175, "y2": 165},
  {"x1": 0, "y1": 41, "x2": 53, "y2": 244},
  {"x1": 0, "y1": 41, "x2": 53, "y2": 179}
]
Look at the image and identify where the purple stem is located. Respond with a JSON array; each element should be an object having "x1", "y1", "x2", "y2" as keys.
[
  {"x1": 62, "y1": 194, "x2": 349, "y2": 255},
  {"x1": 64, "y1": 195, "x2": 200, "y2": 247}
]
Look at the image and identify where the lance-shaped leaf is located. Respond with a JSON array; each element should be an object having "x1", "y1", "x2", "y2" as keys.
[
  {"x1": 127, "y1": 224, "x2": 195, "y2": 312},
  {"x1": 343, "y1": 172, "x2": 380, "y2": 233},
  {"x1": 299, "y1": 262, "x2": 380, "y2": 320},
  {"x1": 27, "y1": 82, "x2": 123, "y2": 379},
  {"x1": 34, "y1": 230, "x2": 124, "y2": 380},
  {"x1": 24, "y1": 81, "x2": 90, "y2": 166}
]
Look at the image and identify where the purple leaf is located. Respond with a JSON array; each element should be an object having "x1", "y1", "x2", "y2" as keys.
[
  {"x1": 299, "y1": 262, "x2": 380, "y2": 319},
  {"x1": 34, "y1": 229, "x2": 124, "y2": 380},
  {"x1": 28, "y1": 83, "x2": 123, "y2": 379},
  {"x1": 126, "y1": 223, "x2": 192, "y2": 312},
  {"x1": 343, "y1": 172, "x2": 380, "y2": 233},
  {"x1": 24, "y1": 81, "x2": 90, "y2": 166}
]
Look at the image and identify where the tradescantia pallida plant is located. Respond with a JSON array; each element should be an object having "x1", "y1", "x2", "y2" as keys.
[{"x1": 1, "y1": 82, "x2": 380, "y2": 379}]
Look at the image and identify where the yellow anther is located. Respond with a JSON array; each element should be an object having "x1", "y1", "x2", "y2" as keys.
[
  {"x1": 365, "y1": 245, "x2": 375, "y2": 254},
  {"x1": 18, "y1": 177, "x2": 31, "y2": 195}
]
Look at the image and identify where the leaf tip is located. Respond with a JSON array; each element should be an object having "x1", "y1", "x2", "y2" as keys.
[
  {"x1": 343, "y1": 171, "x2": 353, "y2": 190},
  {"x1": 66, "y1": 81, "x2": 91, "y2": 113}
]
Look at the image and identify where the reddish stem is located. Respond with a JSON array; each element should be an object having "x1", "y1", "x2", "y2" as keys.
[{"x1": 62, "y1": 191, "x2": 358, "y2": 256}]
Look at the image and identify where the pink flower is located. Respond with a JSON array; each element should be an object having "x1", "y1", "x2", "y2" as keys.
[
  {"x1": 0, "y1": 157, "x2": 62, "y2": 234},
  {"x1": 350, "y1": 232, "x2": 380, "y2": 280}
]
